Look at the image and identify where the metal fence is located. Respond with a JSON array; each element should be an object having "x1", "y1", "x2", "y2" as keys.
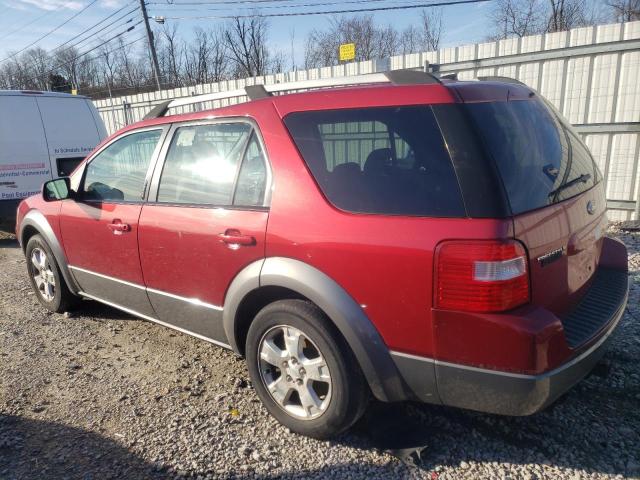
[{"x1": 94, "y1": 20, "x2": 640, "y2": 220}]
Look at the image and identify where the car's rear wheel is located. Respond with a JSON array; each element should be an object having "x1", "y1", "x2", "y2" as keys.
[
  {"x1": 25, "y1": 234, "x2": 77, "y2": 313},
  {"x1": 246, "y1": 299, "x2": 368, "y2": 439}
]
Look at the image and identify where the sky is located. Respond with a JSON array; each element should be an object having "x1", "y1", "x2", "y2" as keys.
[{"x1": 0, "y1": 0, "x2": 526, "y2": 69}]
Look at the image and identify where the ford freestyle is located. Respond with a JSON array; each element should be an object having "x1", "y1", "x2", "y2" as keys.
[{"x1": 15, "y1": 71, "x2": 629, "y2": 439}]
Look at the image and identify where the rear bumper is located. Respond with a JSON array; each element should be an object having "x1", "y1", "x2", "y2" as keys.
[
  {"x1": 391, "y1": 266, "x2": 629, "y2": 415},
  {"x1": 435, "y1": 285, "x2": 626, "y2": 415}
]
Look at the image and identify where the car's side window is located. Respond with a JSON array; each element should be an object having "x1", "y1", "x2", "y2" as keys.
[
  {"x1": 157, "y1": 123, "x2": 252, "y2": 205},
  {"x1": 233, "y1": 133, "x2": 268, "y2": 207},
  {"x1": 83, "y1": 129, "x2": 162, "y2": 202},
  {"x1": 284, "y1": 106, "x2": 465, "y2": 216}
]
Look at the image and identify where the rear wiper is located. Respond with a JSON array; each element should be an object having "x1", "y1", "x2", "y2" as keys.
[{"x1": 548, "y1": 173, "x2": 591, "y2": 198}]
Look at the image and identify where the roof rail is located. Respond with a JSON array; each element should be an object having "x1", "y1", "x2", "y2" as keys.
[
  {"x1": 477, "y1": 75, "x2": 526, "y2": 86},
  {"x1": 245, "y1": 84, "x2": 272, "y2": 100},
  {"x1": 384, "y1": 69, "x2": 440, "y2": 85},
  {"x1": 142, "y1": 69, "x2": 441, "y2": 120},
  {"x1": 439, "y1": 73, "x2": 458, "y2": 81}
]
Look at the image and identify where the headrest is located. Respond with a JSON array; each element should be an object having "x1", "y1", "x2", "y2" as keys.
[
  {"x1": 364, "y1": 148, "x2": 393, "y2": 175},
  {"x1": 332, "y1": 162, "x2": 361, "y2": 175}
]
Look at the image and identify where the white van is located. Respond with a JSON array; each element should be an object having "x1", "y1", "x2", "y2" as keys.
[{"x1": 0, "y1": 90, "x2": 107, "y2": 230}]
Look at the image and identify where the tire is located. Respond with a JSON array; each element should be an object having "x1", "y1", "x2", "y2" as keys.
[
  {"x1": 246, "y1": 299, "x2": 369, "y2": 439},
  {"x1": 25, "y1": 234, "x2": 77, "y2": 313}
]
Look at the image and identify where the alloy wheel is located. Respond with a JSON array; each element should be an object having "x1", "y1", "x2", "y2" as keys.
[
  {"x1": 30, "y1": 248, "x2": 56, "y2": 302},
  {"x1": 258, "y1": 325, "x2": 332, "y2": 420}
]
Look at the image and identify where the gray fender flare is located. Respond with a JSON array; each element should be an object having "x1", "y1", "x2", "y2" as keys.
[
  {"x1": 223, "y1": 257, "x2": 408, "y2": 402},
  {"x1": 19, "y1": 210, "x2": 80, "y2": 294}
]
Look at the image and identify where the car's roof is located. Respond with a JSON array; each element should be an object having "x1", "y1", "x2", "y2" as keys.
[
  {"x1": 0, "y1": 89, "x2": 88, "y2": 99},
  {"x1": 122, "y1": 80, "x2": 535, "y2": 134}
]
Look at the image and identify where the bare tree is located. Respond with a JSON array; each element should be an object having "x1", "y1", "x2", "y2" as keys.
[
  {"x1": 270, "y1": 50, "x2": 287, "y2": 74},
  {"x1": 377, "y1": 25, "x2": 400, "y2": 58},
  {"x1": 55, "y1": 47, "x2": 81, "y2": 90},
  {"x1": 0, "y1": 57, "x2": 28, "y2": 89},
  {"x1": 304, "y1": 28, "x2": 338, "y2": 69},
  {"x1": 97, "y1": 43, "x2": 118, "y2": 88},
  {"x1": 224, "y1": 17, "x2": 269, "y2": 77},
  {"x1": 489, "y1": 0, "x2": 595, "y2": 39},
  {"x1": 420, "y1": 8, "x2": 443, "y2": 51},
  {"x1": 304, "y1": 15, "x2": 404, "y2": 68},
  {"x1": 489, "y1": 0, "x2": 547, "y2": 39},
  {"x1": 547, "y1": 0, "x2": 591, "y2": 32},
  {"x1": 114, "y1": 36, "x2": 145, "y2": 88},
  {"x1": 208, "y1": 28, "x2": 229, "y2": 82},
  {"x1": 24, "y1": 47, "x2": 52, "y2": 90},
  {"x1": 158, "y1": 24, "x2": 183, "y2": 86},
  {"x1": 399, "y1": 25, "x2": 421, "y2": 54},
  {"x1": 184, "y1": 27, "x2": 228, "y2": 85},
  {"x1": 606, "y1": 0, "x2": 640, "y2": 21}
]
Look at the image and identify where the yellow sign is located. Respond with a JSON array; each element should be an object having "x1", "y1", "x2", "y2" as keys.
[
  {"x1": 71, "y1": 89, "x2": 78, "y2": 95},
  {"x1": 339, "y1": 43, "x2": 355, "y2": 62}
]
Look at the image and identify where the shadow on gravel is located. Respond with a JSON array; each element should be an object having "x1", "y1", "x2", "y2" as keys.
[
  {"x1": 0, "y1": 414, "x2": 162, "y2": 480},
  {"x1": 0, "y1": 414, "x2": 420, "y2": 480},
  {"x1": 333, "y1": 389, "x2": 639, "y2": 478},
  {"x1": 73, "y1": 300, "x2": 138, "y2": 321},
  {"x1": 0, "y1": 238, "x2": 18, "y2": 249}
]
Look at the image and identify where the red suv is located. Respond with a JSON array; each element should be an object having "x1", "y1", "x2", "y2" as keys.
[{"x1": 16, "y1": 71, "x2": 629, "y2": 439}]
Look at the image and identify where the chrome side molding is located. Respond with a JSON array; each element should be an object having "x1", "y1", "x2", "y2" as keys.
[{"x1": 69, "y1": 265, "x2": 224, "y2": 310}]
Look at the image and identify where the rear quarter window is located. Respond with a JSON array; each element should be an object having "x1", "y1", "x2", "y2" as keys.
[{"x1": 283, "y1": 106, "x2": 465, "y2": 217}]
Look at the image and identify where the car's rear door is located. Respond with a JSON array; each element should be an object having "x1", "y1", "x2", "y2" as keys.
[
  {"x1": 59, "y1": 126, "x2": 168, "y2": 316},
  {"x1": 464, "y1": 97, "x2": 608, "y2": 321},
  {"x1": 138, "y1": 119, "x2": 270, "y2": 345}
]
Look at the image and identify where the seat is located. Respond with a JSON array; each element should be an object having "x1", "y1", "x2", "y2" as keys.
[{"x1": 364, "y1": 148, "x2": 393, "y2": 176}]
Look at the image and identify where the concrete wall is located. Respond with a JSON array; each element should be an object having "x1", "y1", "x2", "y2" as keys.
[{"x1": 94, "y1": 20, "x2": 640, "y2": 220}]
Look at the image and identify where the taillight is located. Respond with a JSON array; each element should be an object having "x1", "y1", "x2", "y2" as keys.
[{"x1": 434, "y1": 240, "x2": 530, "y2": 313}]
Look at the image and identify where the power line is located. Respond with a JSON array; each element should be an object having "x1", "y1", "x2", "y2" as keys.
[
  {"x1": 52, "y1": 12, "x2": 139, "y2": 59},
  {"x1": 149, "y1": 0, "x2": 327, "y2": 5},
  {"x1": 63, "y1": 21, "x2": 142, "y2": 61},
  {"x1": 53, "y1": 16, "x2": 138, "y2": 61},
  {"x1": 151, "y1": 0, "x2": 425, "y2": 12},
  {"x1": 153, "y1": 0, "x2": 492, "y2": 19},
  {"x1": 0, "y1": 0, "x2": 101, "y2": 64},
  {"x1": 42, "y1": 22, "x2": 141, "y2": 76},
  {"x1": 53, "y1": 2, "x2": 138, "y2": 53}
]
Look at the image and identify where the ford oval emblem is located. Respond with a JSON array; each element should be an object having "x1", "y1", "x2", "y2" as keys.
[{"x1": 587, "y1": 200, "x2": 596, "y2": 215}]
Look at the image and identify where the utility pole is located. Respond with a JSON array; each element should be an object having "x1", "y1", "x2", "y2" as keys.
[{"x1": 138, "y1": 0, "x2": 162, "y2": 91}]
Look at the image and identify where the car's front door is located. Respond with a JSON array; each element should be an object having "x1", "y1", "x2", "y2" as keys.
[
  {"x1": 59, "y1": 127, "x2": 167, "y2": 316},
  {"x1": 138, "y1": 120, "x2": 270, "y2": 345}
]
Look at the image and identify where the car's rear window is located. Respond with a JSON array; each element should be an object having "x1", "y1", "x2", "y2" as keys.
[
  {"x1": 464, "y1": 98, "x2": 601, "y2": 215},
  {"x1": 283, "y1": 106, "x2": 465, "y2": 217}
]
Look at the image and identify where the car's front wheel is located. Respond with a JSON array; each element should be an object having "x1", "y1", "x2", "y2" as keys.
[
  {"x1": 246, "y1": 299, "x2": 368, "y2": 439},
  {"x1": 25, "y1": 234, "x2": 77, "y2": 313}
]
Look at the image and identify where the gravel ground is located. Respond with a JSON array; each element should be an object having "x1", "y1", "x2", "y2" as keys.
[{"x1": 0, "y1": 225, "x2": 639, "y2": 480}]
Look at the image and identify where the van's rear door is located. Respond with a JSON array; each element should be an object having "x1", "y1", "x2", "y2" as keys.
[
  {"x1": 464, "y1": 96, "x2": 608, "y2": 320},
  {"x1": 0, "y1": 95, "x2": 50, "y2": 202},
  {"x1": 36, "y1": 96, "x2": 104, "y2": 178}
]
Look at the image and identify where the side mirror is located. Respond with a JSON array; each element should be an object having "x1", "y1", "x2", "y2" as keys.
[{"x1": 43, "y1": 177, "x2": 73, "y2": 202}]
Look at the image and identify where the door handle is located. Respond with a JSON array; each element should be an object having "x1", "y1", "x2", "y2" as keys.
[
  {"x1": 218, "y1": 229, "x2": 255, "y2": 247},
  {"x1": 107, "y1": 219, "x2": 131, "y2": 234}
]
